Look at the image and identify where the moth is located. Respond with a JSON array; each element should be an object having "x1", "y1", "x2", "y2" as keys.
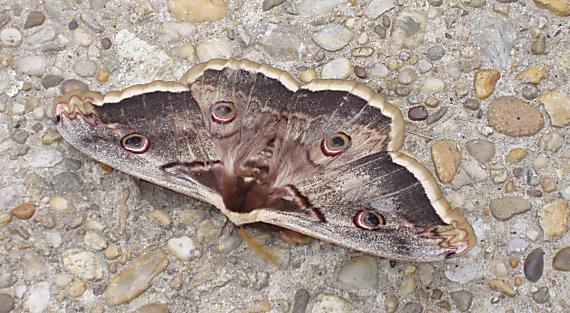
[{"x1": 54, "y1": 59, "x2": 476, "y2": 261}]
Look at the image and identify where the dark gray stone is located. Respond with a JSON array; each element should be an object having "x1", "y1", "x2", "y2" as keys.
[{"x1": 53, "y1": 172, "x2": 85, "y2": 193}]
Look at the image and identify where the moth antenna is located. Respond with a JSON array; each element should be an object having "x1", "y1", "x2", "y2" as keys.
[{"x1": 405, "y1": 130, "x2": 434, "y2": 140}]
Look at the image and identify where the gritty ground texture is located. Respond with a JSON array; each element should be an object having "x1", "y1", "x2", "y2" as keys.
[{"x1": 0, "y1": 0, "x2": 569, "y2": 312}]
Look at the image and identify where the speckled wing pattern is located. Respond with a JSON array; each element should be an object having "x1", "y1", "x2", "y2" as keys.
[{"x1": 54, "y1": 59, "x2": 476, "y2": 261}]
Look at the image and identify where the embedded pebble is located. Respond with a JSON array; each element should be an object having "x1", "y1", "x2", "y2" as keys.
[
  {"x1": 450, "y1": 290, "x2": 473, "y2": 312},
  {"x1": 291, "y1": 289, "x2": 310, "y2": 313},
  {"x1": 524, "y1": 248, "x2": 544, "y2": 282},
  {"x1": 398, "y1": 68, "x2": 417, "y2": 85},
  {"x1": 0, "y1": 293, "x2": 15, "y2": 313},
  {"x1": 418, "y1": 264, "x2": 434, "y2": 287},
  {"x1": 408, "y1": 105, "x2": 428, "y2": 121},
  {"x1": 195, "y1": 38, "x2": 233, "y2": 62},
  {"x1": 506, "y1": 148, "x2": 528, "y2": 163},
  {"x1": 41, "y1": 74, "x2": 64, "y2": 89},
  {"x1": 466, "y1": 139, "x2": 495, "y2": 164},
  {"x1": 474, "y1": 69, "x2": 500, "y2": 100},
  {"x1": 542, "y1": 132, "x2": 563, "y2": 152},
  {"x1": 516, "y1": 65, "x2": 549, "y2": 85},
  {"x1": 24, "y1": 282, "x2": 51, "y2": 313},
  {"x1": 195, "y1": 219, "x2": 222, "y2": 243},
  {"x1": 426, "y1": 45, "x2": 445, "y2": 61},
  {"x1": 0, "y1": 28, "x2": 23, "y2": 47},
  {"x1": 534, "y1": 0, "x2": 570, "y2": 16},
  {"x1": 531, "y1": 36, "x2": 546, "y2": 54},
  {"x1": 312, "y1": 24, "x2": 352, "y2": 51},
  {"x1": 399, "y1": 277, "x2": 416, "y2": 296},
  {"x1": 169, "y1": 0, "x2": 228, "y2": 22},
  {"x1": 136, "y1": 302, "x2": 169, "y2": 313},
  {"x1": 298, "y1": 0, "x2": 343, "y2": 17},
  {"x1": 353, "y1": 66, "x2": 366, "y2": 79},
  {"x1": 84, "y1": 231, "x2": 107, "y2": 251},
  {"x1": 311, "y1": 294, "x2": 354, "y2": 313},
  {"x1": 369, "y1": 64, "x2": 389, "y2": 79},
  {"x1": 68, "y1": 280, "x2": 87, "y2": 298},
  {"x1": 508, "y1": 238, "x2": 529, "y2": 254},
  {"x1": 104, "y1": 249, "x2": 169, "y2": 305},
  {"x1": 262, "y1": 0, "x2": 285, "y2": 11},
  {"x1": 321, "y1": 58, "x2": 352, "y2": 79},
  {"x1": 463, "y1": 98, "x2": 480, "y2": 111},
  {"x1": 336, "y1": 256, "x2": 378, "y2": 289},
  {"x1": 24, "y1": 11, "x2": 46, "y2": 29},
  {"x1": 431, "y1": 140, "x2": 461, "y2": 184},
  {"x1": 365, "y1": 0, "x2": 395, "y2": 19},
  {"x1": 73, "y1": 60, "x2": 97, "y2": 77},
  {"x1": 490, "y1": 196, "x2": 531, "y2": 221},
  {"x1": 401, "y1": 302, "x2": 422, "y2": 313},
  {"x1": 384, "y1": 294, "x2": 399, "y2": 313},
  {"x1": 73, "y1": 28, "x2": 94, "y2": 47},
  {"x1": 25, "y1": 26, "x2": 56, "y2": 49},
  {"x1": 13, "y1": 56, "x2": 48, "y2": 76},
  {"x1": 167, "y1": 236, "x2": 200, "y2": 261},
  {"x1": 150, "y1": 209, "x2": 172, "y2": 226},
  {"x1": 11, "y1": 202, "x2": 36, "y2": 219},
  {"x1": 62, "y1": 251, "x2": 101, "y2": 282},
  {"x1": 390, "y1": 9, "x2": 426, "y2": 49},
  {"x1": 426, "y1": 106, "x2": 447, "y2": 125},
  {"x1": 553, "y1": 247, "x2": 570, "y2": 271},
  {"x1": 539, "y1": 199, "x2": 568, "y2": 240},
  {"x1": 444, "y1": 265, "x2": 481, "y2": 284},
  {"x1": 487, "y1": 96, "x2": 544, "y2": 137},
  {"x1": 421, "y1": 77, "x2": 445, "y2": 93},
  {"x1": 489, "y1": 278, "x2": 517, "y2": 296},
  {"x1": 538, "y1": 89, "x2": 570, "y2": 127},
  {"x1": 61, "y1": 79, "x2": 89, "y2": 94},
  {"x1": 522, "y1": 84, "x2": 539, "y2": 100}
]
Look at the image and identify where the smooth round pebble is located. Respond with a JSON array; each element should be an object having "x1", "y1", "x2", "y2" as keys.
[
  {"x1": 73, "y1": 60, "x2": 97, "y2": 77},
  {"x1": 312, "y1": 24, "x2": 352, "y2": 51},
  {"x1": 465, "y1": 139, "x2": 495, "y2": 163},
  {"x1": 299, "y1": 69, "x2": 317, "y2": 83},
  {"x1": 169, "y1": 0, "x2": 228, "y2": 23},
  {"x1": 426, "y1": 45, "x2": 445, "y2": 61},
  {"x1": 167, "y1": 236, "x2": 199, "y2": 261},
  {"x1": 1, "y1": 28, "x2": 23, "y2": 47},
  {"x1": 336, "y1": 256, "x2": 378, "y2": 289},
  {"x1": 321, "y1": 58, "x2": 351, "y2": 79},
  {"x1": 14, "y1": 56, "x2": 48, "y2": 76},
  {"x1": 136, "y1": 302, "x2": 169, "y2": 313},
  {"x1": 490, "y1": 196, "x2": 531, "y2": 221},
  {"x1": 24, "y1": 11, "x2": 46, "y2": 29},
  {"x1": 398, "y1": 68, "x2": 417, "y2": 85},
  {"x1": 61, "y1": 79, "x2": 89, "y2": 94},
  {"x1": 41, "y1": 75, "x2": 64, "y2": 89},
  {"x1": 401, "y1": 302, "x2": 423, "y2": 313},
  {"x1": 385, "y1": 294, "x2": 399, "y2": 313},
  {"x1": 11, "y1": 202, "x2": 36, "y2": 219},
  {"x1": 450, "y1": 290, "x2": 473, "y2": 311},
  {"x1": 488, "y1": 96, "x2": 544, "y2": 137},
  {"x1": 196, "y1": 38, "x2": 233, "y2": 62},
  {"x1": 408, "y1": 105, "x2": 428, "y2": 121},
  {"x1": 531, "y1": 287, "x2": 549, "y2": 304},
  {"x1": 524, "y1": 248, "x2": 544, "y2": 282}
]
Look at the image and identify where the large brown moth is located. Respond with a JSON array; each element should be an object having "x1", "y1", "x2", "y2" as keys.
[{"x1": 54, "y1": 59, "x2": 476, "y2": 261}]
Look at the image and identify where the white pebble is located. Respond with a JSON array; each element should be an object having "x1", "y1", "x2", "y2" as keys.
[
  {"x1": 13, "y1": 56, "x2": 48, "y2": 76},
  {"x1": 196, "y1": 38, "x2": 233, "y2": 62},
  {"x1": 421, "y1": 77, "x2": 445, "y2": 93},
  {"x1": 84, "y1": 231, "x2": 107, "y2": 251},
  {"x1": 321, "y1": 58, "x2": 351, "y2": 79},
  {"x1": 312, "y1": 24, "x2": 353, "y2": 51},
  {"x1": 167, "y1": 236, "x2": 200, "y2": 261},
  {"x1": 24, "y1": 282, "x2": 51, "y2": 313},
  {"x1": 1, "y1": 28, "x2": 23, "y2": 47},
  {"x1": 336, "y1": 256, "x2": 378, "y2": 289}
]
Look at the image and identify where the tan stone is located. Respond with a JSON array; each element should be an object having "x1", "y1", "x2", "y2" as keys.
[
  {"x1": 515, "y1": 65, "x2": 549, "y2": 84},
  {"x1": 11, "y1": 202, "x2": 36, "y2": 220},
  {"x1": 169, "y1": 0, "x2": 228, "y2": 23},
  {"x1": 488, "y1": 96, "x2": 544, "y2": 137},
  {"x1": 540, "y1": 199, "x2": 568, "y2": 240},
  {"x1": 533, "y1": 0, "x2": 570, "y2": 16},
  {"x1": 506, "y1": 148, "x2": 528, "y2": 163},
  {"x1": 538, "y1": 89, "x2": 570, "y2": 127},
  {"x1": 489, "y1": 278, "x2": 517, "y2": 296},
  {"x1": 474, "y1": 69, "x2": 500, "y2": 100},
  {"x1": 431, "y1": 140, "x2": 461, "y2": 184}
]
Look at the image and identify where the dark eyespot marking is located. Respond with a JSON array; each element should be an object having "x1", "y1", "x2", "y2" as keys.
[
  {"x1": 354, "y1": 210, "x2": 385, "y2": 230},
  {"x1": 121, "y1": 133, "x2": 149, "y2": 153},
  {"x1": 211, "y1": 101, "x2": 237, "y2": 124},
  {"x1": 321, "y1": 132, "x2": 351, "y2": 156}
]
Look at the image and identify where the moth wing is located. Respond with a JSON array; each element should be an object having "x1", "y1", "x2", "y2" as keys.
[
  {"x1": 53, "y1": 82, "x2": 223, "y2": 207},
  {"x1": 249, "y1": 82, "x2": 475, "y2": 261}
]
